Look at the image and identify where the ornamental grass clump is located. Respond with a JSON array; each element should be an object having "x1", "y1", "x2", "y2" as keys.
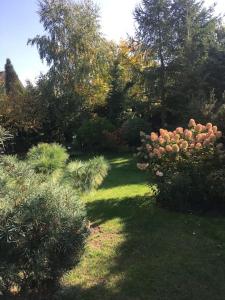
[
  {"x1": 137, "y1": 119, "x2": 225, "y2": 211},
  {"x1": 27, "y1": 143, "x2": 69, "y2": 174},
  {"x1": 64, "y1": 156, "x2": 110, "y2": 193}
]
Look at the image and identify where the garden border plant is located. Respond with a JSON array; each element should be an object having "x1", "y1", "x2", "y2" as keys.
[
  {"x1": 0, "y1": 142, "x2": 110, "y2": 298},
  {"x1": 137, "y1": 119, "x2": 225, "y2": 212}
]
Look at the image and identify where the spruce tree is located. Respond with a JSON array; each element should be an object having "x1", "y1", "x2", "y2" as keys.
[{"x1": 5, "y1": 58, "x2": 23, "y2": 95}]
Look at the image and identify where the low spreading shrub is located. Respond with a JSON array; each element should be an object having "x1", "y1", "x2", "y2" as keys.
[
  {"x1": 27, "y1": 143, "x2": 69, "y2": 173},
  {"x1": 64, "y1": 156, "x2": 110, "y2": 193},
  {"x1": 77, "y1": 117, "x2": 115, "y2": 151},
  {"x1": 137, "y1": 119, "x2": 225, "y2": 211},
  {"x1": 121, "y1": 118, "x2": 151, "y2": 147},
  {"x1": 103, "y1": 128, "x2": 128, "y2": 152},
  {"x1": 0, "y1": 155, "x2": 87, "y2": 298}
]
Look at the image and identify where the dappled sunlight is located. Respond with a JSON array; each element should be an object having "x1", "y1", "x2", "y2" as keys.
[
  {"x1": 61, "y1": 155, "x2": 225, "y2": 300},
  {"x1": 86, "y1": 184, "x2": 150, "y2": 202}
]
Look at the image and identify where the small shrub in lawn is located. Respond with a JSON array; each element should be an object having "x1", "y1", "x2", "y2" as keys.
[
  {"x1": 137, "y1": 119, "x2": 225, "y2": 211},
  {"x1": 77, "y1": 117, "x2": 115, "y2": 150},
  {"x1": 64, "y1": 156, "x2": 110, "y2": 193},
  {"x1": 0, "y1": 155, "x2": 87, "y2": 298},
  {"x1": 103, "y1": 128, "x2": 128, "y2": 152},
  {"x1": 27, "y1": 143, "x2": 69, "y2": 173}
]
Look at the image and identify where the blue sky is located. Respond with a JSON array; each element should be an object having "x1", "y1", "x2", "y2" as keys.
[{"x1": 0, "y1": 0, "x2": 224, "y2": 84}]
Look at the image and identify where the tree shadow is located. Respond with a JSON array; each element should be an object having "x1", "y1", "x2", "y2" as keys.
[{"x1": 61, "y1": 194, "x2": 225, "y2": 300}]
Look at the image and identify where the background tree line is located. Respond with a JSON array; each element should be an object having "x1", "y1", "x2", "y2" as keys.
[{"x1": 1, "y1": 0, "x2": 225, "y2": 152}]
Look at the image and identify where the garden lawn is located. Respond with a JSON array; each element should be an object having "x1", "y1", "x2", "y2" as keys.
[{"x1": 61, "y1": 155, "x2": 225, "y2": 300}]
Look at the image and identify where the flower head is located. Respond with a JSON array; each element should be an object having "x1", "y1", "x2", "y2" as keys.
[
  {"x1": 164, "y1": 133, "x2": 170, "y2": 142},
  {"x1": 159, "y1": 147, "x2": 166, "y2": 154},
  {"x1": 206, "y1": 123, "x2": 213, "y2": 130},
  {"x1": 188, "y1": 119, "x2": 196, "y2": 128},
  {"x1": 175, "y1": 134, "x2": 180, "y2": 142},
  {"x1": 172, "y1": 144, "x2": 180, "y2": 153},
  {"x1": 212, "y1": 126, "x2": 218, "y2": 134},
  {"x1": 151, "y1": 132, "x2": 158, "y2": 142},
  {"x1": 159, "y1": 137, "x2": 165, "y2": 145},
  {"x1": 180, "y1": 141, "x2": 188, "y2": 150},
  {"x1": 184, "y1": 130, "x2": 193, "y2": 140},
  {"x1": 166, "y1": 145, "x2": 173, "y2": 152},
  {"x1": 176, "y1": 127, "x2": 184, "y2": 134},
  {"x1": 195, "y1": 124, "x2": 203, "y2": 132},
  {"x1": 156, "y1": 170, "x2": 164, "y2": 177},
  {"x1": 195, "y1": 142, "x2": 202, "y2": 150}
]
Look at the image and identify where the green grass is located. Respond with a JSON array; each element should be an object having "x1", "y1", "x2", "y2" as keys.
[{"x1": 61, "y1": 155, "x2": 225, "y2": 300}]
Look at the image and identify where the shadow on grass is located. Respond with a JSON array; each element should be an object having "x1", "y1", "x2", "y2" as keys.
[{"x1": 61, "y1": 194, "x2": 225, "y2": 300}]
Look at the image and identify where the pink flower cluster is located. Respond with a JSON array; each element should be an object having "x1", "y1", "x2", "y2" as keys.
[{"x1": 140, "y1": 119, "x2": 222, "y2": 160}]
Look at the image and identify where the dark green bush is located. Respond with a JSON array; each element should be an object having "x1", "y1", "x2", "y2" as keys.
[
  {"x1": 157, "y1": 168, "x2": 210, "y2": 212},
  {"x1": 0, "y1": 155, "x2": 87, "y2": 298},
  {"x1": 77, "y1": 117, "x2": 115, "y2": 150},
  {"x1": 155, "y1": 156, "x2": 225, "y2": 212},
  {"x1": 64, "y1": 156, "x2": 110, "y2": 193},
  {"x1": 27, "y1": 143, "x2": 69, "y2": 173},
  {"x1": 121, "y1": 118, "x2": 151, "y2": 147},
  {"x1": 206, "y1": 169, "x2": 225, "y2": 210}
]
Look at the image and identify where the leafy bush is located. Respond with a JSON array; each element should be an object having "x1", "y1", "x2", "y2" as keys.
[
  {"x1": 64, "y1": 156, "x2": 110, "y2": 193},
  {"x1": 77, "y1": 117, "x2": 115, "y2": 150},
  {"x1": 103, "y1": 128, "x2": 128, "y2": 152},
  {"x1": 27, "y1": 143, "x2": 69, "y2": 173},
  {"x1": 0, "y1": 155, "x2": 87, "y2": 298},
  {"x1": 121, "y1": 118, "x2": 151, "y2": 147},
  {"x1": 206, "y1": 169, "x2": 225, "y2": 209},
  {"x1": 137, "y1": 119, "x2": 225, "y2": 211}
]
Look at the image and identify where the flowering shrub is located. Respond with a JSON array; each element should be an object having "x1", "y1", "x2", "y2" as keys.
[{"x1": 137, "y1": 119, "x2": 225, "y2": 211}]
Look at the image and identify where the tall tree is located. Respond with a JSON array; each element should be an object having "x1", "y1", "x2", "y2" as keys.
[
  {"x1": 5, "y1": 59, "x2": 23, "y2": 95},
  {"x1": 28, "y1": 0, "x2": 113, "y2": 141},
  {"x1": 135, "y1": 0, "x2": 219, "y2": 125},
  {"x1": 107, "y1": 40, "x2": 153, "y2": 123},
  {"x1": 167, "y1": 0, "x2": 218, "y2": 122},
  {"x1": 135, "y1": 0, "x2": 174, "y2": 125}
]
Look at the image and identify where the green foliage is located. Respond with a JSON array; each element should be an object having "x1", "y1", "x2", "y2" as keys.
[
  {"x1": 137, "y1": 120, "x2": 225, "y2": 211},
  {"x1": 135, "y1": 0, "x2": 219, "y2": 125},
  {"x1": 0, "y1": 155, "x2": 87, "y2": 298},
  {"x1": 0, "y1": 126, "x2": 12, "y2": 151},
  {"x1": 64, "y1": 156, "x2": 110, "y2": 193},
  {"x1": 77, "y1": 117, "x2": 115, "y2": 150},
  {"x1": 4, "y1": 58, "x2": 24, "y2": 95},
  {"x1": 28, "y1": 0, "x2": 114, "y2": 143},
  {"x1": 121, "y1": 118, "x2": 151, "y2": 147},
  {"x1": 207, "y1": 169, "x2": 225, "y2": 209},
  {"x1": 27, "y1": 143, "x2": 69, "y2": 173}
]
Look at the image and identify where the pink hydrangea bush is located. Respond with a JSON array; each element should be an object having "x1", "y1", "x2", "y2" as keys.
[
  {"x1": 136, "y1": 119, "x2": 225, "y2": 211},
  {"x1": 137, "y1": 119, "x2": 223, "y2": 172}
]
